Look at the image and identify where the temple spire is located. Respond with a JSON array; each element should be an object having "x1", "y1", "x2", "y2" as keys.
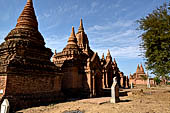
[
  {"x1": 16, "y1": 0, "x2": 38, "y2": 30},
  {"x1": 71, "y1": 26, "x2": 76, "y2": 37},
  {"x1": 140, "y1": 64, "x2": 144, "y2": 72},
  {"x1": 54, "y1": 50, "x2": 57, "y2": 56},
  {"x1": 106, "y1": 49, "x2": 112, "y2": 62},
  {"x1": 67, "y1": 26, "x2": 77, "y2": 45},
  {"x1": 107, "y1": 49, "x2": 111, "y2": 56},
  {"x1": 78, "y1": 18, "x2": 84, "y2": 32},
  {"x1": 136, "y1": 64, "x2": 140, "y2": 73},
  {"x1": 27, "y1": 0, "x2": 32, "y2": 2}
]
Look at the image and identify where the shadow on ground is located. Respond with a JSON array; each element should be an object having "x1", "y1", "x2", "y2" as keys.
[{"x1": 119, "y1": 99, "x2": 131, "y2": 103}]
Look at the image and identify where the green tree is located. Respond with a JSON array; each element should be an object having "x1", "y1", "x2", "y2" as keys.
[
  {"x1": 140, "y1": 75, "x2": 148, "y2": 81},
  {"x1": 154, "y1": 76, "x2": 161, "y2": 85},
  {"x1": 137, "y1": 3, "x2": 170, "y2": 82}
]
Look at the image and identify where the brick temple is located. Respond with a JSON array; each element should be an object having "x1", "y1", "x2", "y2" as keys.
[
  {"x1": 0, "y1": 0, "x2": 129, "y2": 111},
  {"x1": 129, "y1": 64, "x2": 154, "y2": 85},
  {"x1": 52, "y1": 21, "x2": 127, "y2": 97}
]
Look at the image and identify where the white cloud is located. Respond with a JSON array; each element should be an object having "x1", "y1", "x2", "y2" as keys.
[
  {"x1": 93, "y1": 46, "x2": 141, "y2": 59},
  {"x1": 44, "y1": 34, "x2": 69, "y2": 52},
  {"x1": 87, "y1": 20, "x2": 135, "y2": 32},
  {"x1": 89, "y1": 29, "x2": 140, "y2": 46},
  {"x1": 85, "y1": 20, "x2": 142, "y2": 59},
  {"x1": 87, "y1": 25, "x2": 111, "y2": 31}
]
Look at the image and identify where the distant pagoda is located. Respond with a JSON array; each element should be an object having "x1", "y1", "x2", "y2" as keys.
[
  {"x1": 129, "y1": 64, "x2": 149, "y2": 85},
  {"x1": 0, "y1": 0, "x2": 62, "y2": 111}
]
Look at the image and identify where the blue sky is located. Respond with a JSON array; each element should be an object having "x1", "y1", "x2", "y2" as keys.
[{"x1": 0, "y1": 0, "x2": 168, "y2": 77}]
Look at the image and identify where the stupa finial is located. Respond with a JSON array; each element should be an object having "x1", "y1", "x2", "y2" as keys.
[
  {"x1": 16, "y1": 0, "x2": 38, "y2": 29},
  {"x1": 78, "y1": 18, "x2": 84, "y2": 32}
]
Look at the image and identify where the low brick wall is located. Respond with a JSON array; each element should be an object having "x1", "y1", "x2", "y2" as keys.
[
  {"x1": 130, "y1": 79, "x2": 155, "y2": 85},
  {"x1": 2, "y1": 74, "x2": 63, "y2": 112}
]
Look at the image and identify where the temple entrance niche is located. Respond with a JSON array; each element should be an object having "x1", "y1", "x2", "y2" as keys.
[
  {"x1": 107, "y1": 69, "x2": 113, "y2": 88},
  {"x1": 91, "y1": 69, "x2": 102, "y2": 97}
]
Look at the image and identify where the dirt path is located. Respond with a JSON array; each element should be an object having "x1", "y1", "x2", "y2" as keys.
[{"x1": 17, "y1": 86, "x2": 170, "y2": 113}]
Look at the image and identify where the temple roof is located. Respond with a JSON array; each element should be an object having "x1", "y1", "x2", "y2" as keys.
[
  {"x1": 76, "y1": 19, "x2": 89, "y2": 50},
  {"x1": 136, "y1": 64, "x2": 140, "y2": 73},
  {"x1": 107, "y1": 49, "x2": 111, "y2": 57},
  {"x1": 136, "y1": 64, "x2": 145, "y2": 74},
  {"x1": 140, "y1": 64, "x2": 144, "y2": 72},
  {"x1": 63, "y1": 26, "x2": 79, "y2": 51},
  {"x1": 78, "y1": 18, "x2": 84, "y2": 33},
  {"x1": 16, "y1": 0, "x2": 38, "y2": 30},
  {"x1": 67, "y1": 26, "x2": 77, "y2": 45},
  {"x1": 5, "y1": 0, "x2": 45, "y2": 45}
]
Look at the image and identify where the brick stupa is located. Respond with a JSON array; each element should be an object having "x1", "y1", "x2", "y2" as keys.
[{"x1": 0, "y1": 0, "x2": 62, "y2": 111}]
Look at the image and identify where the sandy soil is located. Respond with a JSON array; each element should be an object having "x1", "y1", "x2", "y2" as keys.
[{"x1": 17, "y1": 86, "x2": 170, "y2": 113}]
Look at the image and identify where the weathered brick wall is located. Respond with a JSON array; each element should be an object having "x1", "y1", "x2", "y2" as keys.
[
  {"x1": 2, "y1": 74, "x2": 63, "y2": 111},
  {"x1": 135, "y1": 79, "x2": 147, "y2": 84},
  {"x1": 0, "y1": 75, "x2": 7, "y2": 98},
  {"x1": 62, "y1": 66, "x2": 83, "y2": 90},
  {"x1": 61, "y1": 66, "x2": 84, "y2": 97},
  {"x1": 5, "y1": 75, "x2": 61, "y2": 95},
  {"x1": 129, "y1": 79, "x2": 155, "y2": 85}
]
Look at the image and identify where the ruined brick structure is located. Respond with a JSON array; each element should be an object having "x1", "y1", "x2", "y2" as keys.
[
  {"x1": 0, "y1": 0, "x2": 63, "y2": 111},
  {"x1": 0, "y1": 0, "x2": 129, "y2": 111}
]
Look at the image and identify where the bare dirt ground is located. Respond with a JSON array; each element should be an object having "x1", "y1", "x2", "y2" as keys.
[{"x1": 17, "y1": 85, "x2": 170, "y2": 113}]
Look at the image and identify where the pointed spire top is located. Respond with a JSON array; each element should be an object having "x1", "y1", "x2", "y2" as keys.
[
  {"x1": 54, "y1": 49, "x2": 57, "y2": 55},
  {"x1": 67, "y1": 26, "x2": 77, "y2": 45},
  {"x1": 107, "y1": 49, "x2": 111, "y2": 56},
  {"x1": 70, "y1": 26, "x2": 76, "y2": 37},
  {"x1": 27, "y1": 0, "x2": 32, "y2": 3},
  {"x1": 140, "y1": 64, "x2": 144, "y2": 72},
  {"x1": 78, "y1": 18, "x2": 84, "y2": 32},
  {"x1": 136, "y1": 64, "x2": 140, "y2": 73},
  {"x1": 106, "y1": 49, "x2": 112, "y2": 62},
  {"x1": 113, "y1": 58, "x2": 117, "y2": 64},
  {"x1": 16, "y1": 0, "x2": 38, "y2": 30}
]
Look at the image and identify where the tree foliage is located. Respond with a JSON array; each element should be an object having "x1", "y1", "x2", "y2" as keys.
[
  {"x1": 140, "y1": 75, "x2": 148, "y2": 80},
  {"x1": 137, "y1": 3, "x2": 170, "y2": 78},
  {"x1": 154, "y1": 76, "x2": 161, "y2": 85}
]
